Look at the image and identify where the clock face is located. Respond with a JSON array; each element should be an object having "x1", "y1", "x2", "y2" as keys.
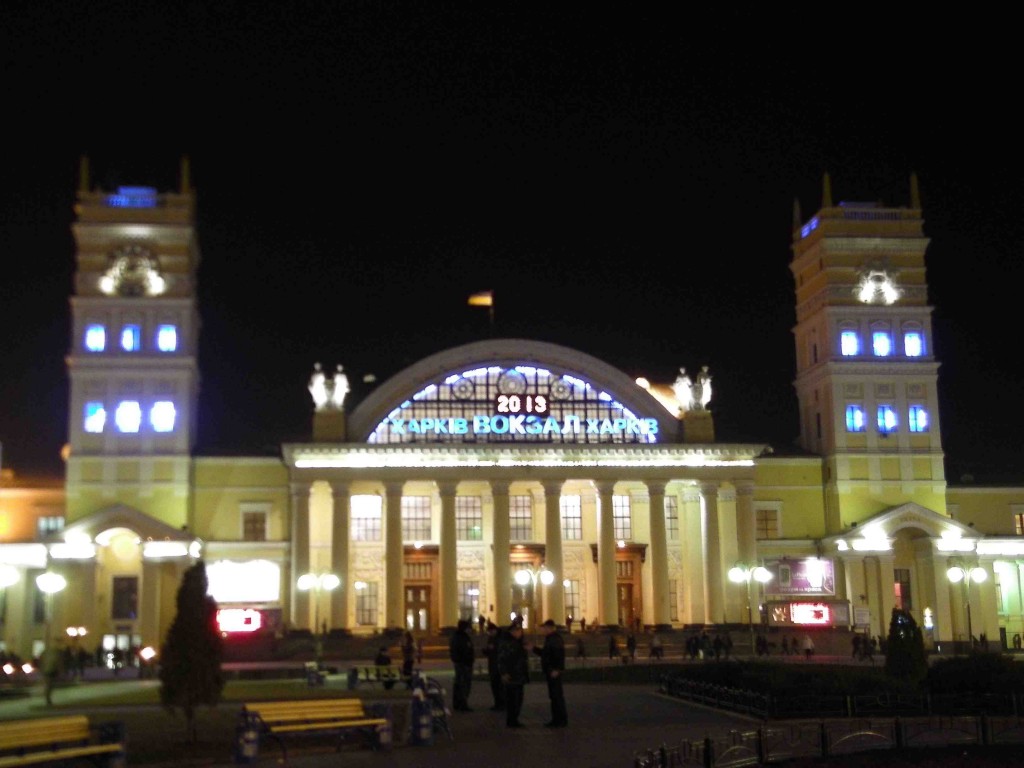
[
  {"x1": 497, "y1": 369, "x2": 527, "y2": 395},
  {"x1": 99, "y1": 245, "x2": 166, "y2": 297}
]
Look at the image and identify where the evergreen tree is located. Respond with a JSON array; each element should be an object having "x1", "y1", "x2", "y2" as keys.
[
  {"x1": 883, "y1": 607, "x2": 928, "y2": 684},
  {"x1": 159, "y1": 560, "x2": 225, "y2": 742}
]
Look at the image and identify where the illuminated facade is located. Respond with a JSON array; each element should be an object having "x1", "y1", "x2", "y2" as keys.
[{"x1": 2, "y1": 161, "x2": 1024, "y2": 661}]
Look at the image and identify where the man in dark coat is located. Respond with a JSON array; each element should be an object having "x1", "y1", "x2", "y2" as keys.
[
  {"x1": 482, "y1": 621, "x2": 506, "y2": 710},
  {"x1": 449, "y1": 619, "x2": 476, "y2": 711},
  {"x1": 497, "y1": 618, "x2": 529, "y2": 727},
  {"x1": 533, "y1": 618, "x2": 568, "y2": 727}
]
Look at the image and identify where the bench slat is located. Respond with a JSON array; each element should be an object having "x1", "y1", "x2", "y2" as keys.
[
  {"x1": 270, "y1": 718, "x2": 386, "y2": 734},
  {"x1": 0, "y1": 743, "x2": 123, "y2": 768},
  {"x1": 0, "y1": 717, "x2": 92, "y2": 751}
]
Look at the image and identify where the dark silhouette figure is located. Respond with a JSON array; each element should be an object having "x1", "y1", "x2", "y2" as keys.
[
  {"x1": 449, "y1": 619, "x2": 475, "y2": 711},
  {"x1": 534, "y1": 619, "x2": 567, "y2": 727},
  {"x1": 482, "y1": 621, "x2": 506, "y2": 711},
  {"x1": 400, "y1": 631, "x2": 415, "y2": 679},
  {"x1": 498, "y1": 619, "x2": 529, "y2": 728}
]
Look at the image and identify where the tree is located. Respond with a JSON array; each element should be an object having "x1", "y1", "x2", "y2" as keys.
[
  {"x1": 884, "y1": 607, "x2": 928, "y2": 684},
  {"x1": 159, "y1": 560, "x2": 225, "y2": 742}
]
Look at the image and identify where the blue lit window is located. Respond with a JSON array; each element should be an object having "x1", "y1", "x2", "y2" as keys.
[
  {"x1": 151, "y1": 401, "x2": 176, "y2": 432},
  {"x1": 877, "y1": 405, "x2": 898, "y2": 433},
  {"x1": 904, "y1": 331, "x2": 923, "y2": 357},
  {"x1": 106, "y1": 186, "x2": 158, "y2": 208},
  {"x1": 908, "y1": 405, "x2": 929, "y2": 433},
  {"x1": 115, "y1": 401, "x2": 142, "y2": 433},
  {"x1": 156, "y1": 324, "x2": 178, "y2": 352},
  {"x1": 85, "y1": 324, "x2": 106, "y2": 352},
  {"x1": 845, "y1": 405, "x2": 866, "y2": 432},
  {"x1": 872, "y1": 331, "x2": 892, "y2": 357},
  {"x1": 840, "y1": 330, "x2": 860, "y2": 356},
  {"x1": 121, "y1": 324, "x2": 141, "y2": 352},
  {"x1": 84, "y1": 402, "x2": 106, "y2": 433}
]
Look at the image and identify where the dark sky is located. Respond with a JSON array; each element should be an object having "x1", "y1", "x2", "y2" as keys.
[{"x1": 2, "y1": 6, "x2": 1022, "y2": 482}]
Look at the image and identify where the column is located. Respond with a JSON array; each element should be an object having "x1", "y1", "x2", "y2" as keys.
[
  {"x1": 596, "y1": 480, "x2": 618, "y2": 627},
  {"x1": 383, "y1": 481, "x2": 404, "y2": 631},
  {"x1": 864, "y1": 556, "x2": 882, "y2": 638},
  {"x1": 735, "y1": 484, "x2": 757, "y2": 565},
  {"x1": 542, "y1": 480, "x2": 566, "y2": 626},
  {"x1": 701, "y1": 482, "x2": 725, "y2": 625},
  {"x1": 877, "y1": 554, "x2": 896, "y2": 638},
  {"x1": 141, "y1": 560, "x2": 162, "y2": 649},
  {"x1": 491, "y1": 480, "x2": 511, "y2": 623},
  {"x1": 646, "y1": 480, "x2": 671, "y2": 627},
  {"x1": 330, "y1": 483, "x2": 351, "y2": 631},
  {"x1": 289, "y1": 482, "x2": 311, "y2": 629},
  {"x1": 438, "y1": 481, "x2": 459, "y2": 630},
  {"x1": 929, "y1": 552, "x2": 953, "y2": 644}
]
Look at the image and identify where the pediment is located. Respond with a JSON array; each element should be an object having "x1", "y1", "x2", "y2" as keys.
[{"x1": 63, "y1": 504, "x2": 192, "y2": 543}]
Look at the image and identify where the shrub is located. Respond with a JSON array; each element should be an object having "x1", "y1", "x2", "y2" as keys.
[{"x1": 883, "y1": 608, "x2": 928, "y2": 685}]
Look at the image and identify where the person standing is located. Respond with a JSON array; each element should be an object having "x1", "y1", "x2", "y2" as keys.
[
  {"x1": 497, "y1": 619, "x2": 529, "y2": 728},
  {"x1": 533, "y1": 619, "x2": 568, "y2": 728},
  {"x1": 449, "y1": 619, "x2": 476, "y2": 711},
  {"x1": 400, "y1": 631, "x2": 416, "y2": 680},
  {"x1": 41, "y1": 640, "x2": 64, "y2": 707},
  {"x1": 801, "y1": 634, "x2": 815, "y2": 660},
  {"x1": 482, "y1": 621, "x2": 506, "y2": 711}
]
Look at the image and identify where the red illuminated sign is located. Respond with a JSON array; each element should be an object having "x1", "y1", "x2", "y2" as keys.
[
  {"x1": 217, "y1": 608, "x2": 263, "y2": 633},
  {"x1": 790, "y1": 602, "x2": 831, "y2": 625}
]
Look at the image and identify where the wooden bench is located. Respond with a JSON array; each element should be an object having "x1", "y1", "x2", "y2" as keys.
[
  {"x1": 0, "y1": 715, "x2": 125, "y2": 768},
  {"x1": 351, "y1": 665, "x2": 410, "y2": 690},
  {"x1": 240, "y1": 698, "x2": 391, "y2": 763}
]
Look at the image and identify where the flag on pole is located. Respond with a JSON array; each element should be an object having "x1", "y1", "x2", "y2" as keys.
[{"x1": 467, "y1": 290, "x2": 493, "y2": 307}]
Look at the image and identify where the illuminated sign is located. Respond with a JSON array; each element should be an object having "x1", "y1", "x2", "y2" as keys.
[
  {"x1": 386, "y1": 415, "x2": 659, "y2": 437},
  {"x1": 495, "y1": 394, "x2": 548, "y2": 415},
  {"x1": 763, "y1": 558, "x2": 835, "y2": 596},
  {"x1": 217, "y1": 608, "x2": 263, "y2": 634},
  {"x1": 790, "y1": 603, "x2": 831, "y2": 625}
]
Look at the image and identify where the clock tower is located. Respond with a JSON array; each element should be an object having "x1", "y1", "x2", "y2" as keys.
[
  {"x1": 790, "y1": 174, "x2": 946, "y2": 534},
  {"x1": 64, "y1": 156, "x2": 201, "y2": 527}
]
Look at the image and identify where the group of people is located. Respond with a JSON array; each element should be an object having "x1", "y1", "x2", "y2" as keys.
[
  {"x1": 454, "y1": 616, "x2": 568, "y2": 729},
  {"x1": 685, "y1": 630, "x2": 733, "y2": 660}
]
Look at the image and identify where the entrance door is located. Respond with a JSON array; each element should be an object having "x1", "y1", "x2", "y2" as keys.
[
  {"x1": 617, "y1": 584, "x2": 634, "y2": 627},
  {"x1": 405, "y1": 586, "x2": 431, "y2": 632}
]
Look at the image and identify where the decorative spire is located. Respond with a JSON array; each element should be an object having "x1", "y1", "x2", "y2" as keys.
[
  {"x1": 910, "y1": 172, "x2": 920, "y2": 209},
  {"x1": 180, "y1": 154, "x2": 191, "y2": 193},
  {"x1": 822, "y1": 172, "x2": 833, "y2": 208},
  {"x1": 78, "y1": 155, "x2": 90, "y2": 194},
  {"x1": 792, "y1": 197, "x2": 802, "y2": 230}
]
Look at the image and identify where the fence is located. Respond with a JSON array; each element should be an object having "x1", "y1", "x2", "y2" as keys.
[{"x1": 634, "y1": 713, "x2": 1024, "y2": 767}]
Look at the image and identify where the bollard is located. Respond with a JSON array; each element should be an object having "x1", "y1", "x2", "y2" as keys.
[
  {"x1": 409, "y1": 685, "x2": 435, "y2": 746},
  {"x1": 234, "y1": 714, "x2": 260, "y2": 764}
]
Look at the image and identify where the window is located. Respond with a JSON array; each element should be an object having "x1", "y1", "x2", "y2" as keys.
[
  {"x1": 877, "y1": 405, "x2": 898, "y2": 434},
  {"x1": 510, "y1": 495, "x2": 533, "y2": 541},
  {"x1": 845, "y1": 404, "x2": 866, "y2": 432},
  {"x1": 1015, "y1": 513, "x2": 1024, "y2": 536},
  {"x1": 120, "y1": 324, "x2": 141, "y2": 352},
  {"x1": 84, "y1": 402, "x2": 106, "y2": 433},
  {"x1": 840, "y1": 330, "x2": 860, "y2": 356},
  {"x1": 401, "y1": 496, "x2": 432, "y2": 542},
  {"x1": 115, "y1": 401, "x2": 142, "y2": 433},
  {"x1": 457, "y1": 581, "x2": 480, "y2": 621},
  {"x1": 904, "y1": 331, "x2": 924, "y2": 357},
  {"x1": 560, "y1": 495, "x2": 582, "y2": 541},
  {"x1": 455, "y1": 496, "x2": 483, "y2": 540},
  {"x1": 669, "y1": 580, "x2": 679, "y2": 622},
  {"x1": 355, "y1": 582, "x2": 379, "y2": 626},
  {"x1": 872, "y1": 331, "x2": 892, "y2": 357},
  {"x1": 908, "y1": 405, "x2": 929, "y2": 433},
  {"x1": 755, "y1": 508, "x2": 779, "y2": 539},
  {"x1": 664, "y1": 496, "x2": 679, "y2": 541},
  {"x1": 351, "y1": 495, "x2": 382, "y2": 541},
  {"x1": 156, "y1": 324, "x2": 178, "y2": 352},
  {"x1": 242, "y1": 508, "x2": 267, "y2": 541},
  {"x1": 37, "y1": 516, "x2": 65, "y2": 537},
  {"x1": 563, "y1": 579, "x2": 580, "y2": 622},
  {"x1": 112, "y1": 576, "x2": 139, "y2": 620},
  {"x1": 613, "y1": 495, "x2": 632, "y2": 540},
  {"x1": 893, "y1": 568, "x2": 912, "y2": 611},
  {"x1": 150, "y1": 401, "x2": 176, "y2": 432},
  {"x1": 85, "y1": 324, "x2": 106, "y2": 352}
]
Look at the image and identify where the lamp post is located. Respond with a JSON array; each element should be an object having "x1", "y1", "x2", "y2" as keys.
[
  {"x1": 512, "y1": 564, "x2": 554, "y2": 629},
  {"x1": 728, "y1": 563, "x2": 772, "y2": 655},
  {"x1": 35, "y1": 570, "x2": 67, "y2": 654},
  {"x1": 946, "y1": 559, "x2": 987, "y2": 652},
  {"x1": 297, "y1": 572, "x2": 340, "y2": 638}
]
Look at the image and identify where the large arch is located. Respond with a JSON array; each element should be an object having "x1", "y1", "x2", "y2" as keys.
[{"x1": 347, "y1": 338, "x2": 679, "y2": 443}]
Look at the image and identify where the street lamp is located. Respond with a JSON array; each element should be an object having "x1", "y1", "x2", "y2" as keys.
[
  {"x1": 513, "y1": 565, "x2": 554, "y2": 629},
  {"x1": 297, "y1": 572, "x2": 340, "y2": 637},
  {"x1": 946, "y1": 559, "x2": 987, "y2": 651},
  {"x1": 728, "y1": 563, "x2": 772, "y2": 655},
  {"x1": 35, "y1": 570, "x2": 68, "y2": 654}
]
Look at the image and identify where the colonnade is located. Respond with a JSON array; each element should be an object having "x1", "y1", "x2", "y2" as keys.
[{"x1": 287, "y1": 475, "x2": 759, "y2": 632}]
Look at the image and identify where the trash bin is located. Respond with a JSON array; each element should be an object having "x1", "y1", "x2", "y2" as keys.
[{"x1": 234, "y1": 713, "x2": 260, "y2": 764}]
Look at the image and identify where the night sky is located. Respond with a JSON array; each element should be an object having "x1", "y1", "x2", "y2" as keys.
[{"x1": 2, "y1": 6, "x2": 1022, "y2": 483}]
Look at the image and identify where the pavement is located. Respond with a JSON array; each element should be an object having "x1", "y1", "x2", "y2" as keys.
[{"x1": 1, "y1": 656, "x2": 767, "y2": 768}]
